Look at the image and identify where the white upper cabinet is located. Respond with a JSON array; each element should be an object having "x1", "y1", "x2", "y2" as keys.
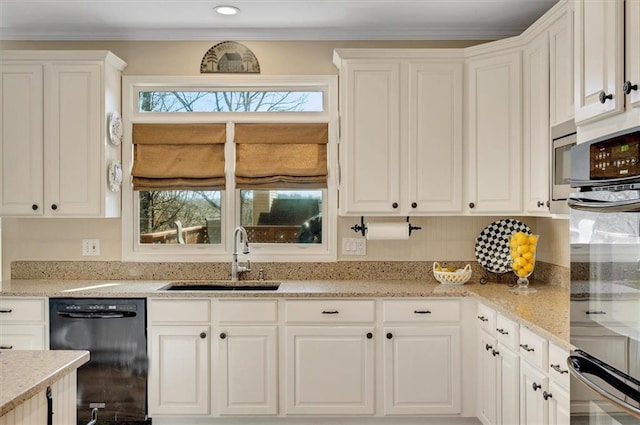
[
  {"x1": 626, "y1": 0, "x2": 640, "y2": 108},
  {"x1": 523, "y1": 31, "x2": 551, "y2": 215},
  {"x1": 334, "y1": 50, "x2": 464, "y2": 216},
  {"x1": 574, "y1": 0, "x2": 625, "y2": 124},
  {"x1": 465, "y1": 50, "x2": 523, "y2": 214},
  {"x1": 0, "y1": 51, "x2": 126, "y2": 217},
  {"x1": 549, "y1": 2, "x2": 575, "y2": 126}
]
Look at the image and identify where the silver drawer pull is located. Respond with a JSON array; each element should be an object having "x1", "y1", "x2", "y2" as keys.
[
  {"x1": 0, "y1": 345, "x2": 14, "y2": 349},
  {"x1": 0, "y1": 308, "x2": 12, "y2": 313},
  {"x1": 497, "y1": 328, "x2": 509, "y2": 335},
  {"x1": 322, "y1": 310, "x2": 339, "y2": 315},
  {"x1": 414, "y1": 310, "x2": 431, "y2": 314},
  {"x1": 520, "y1": 344, "x2": 535, "y2": 352},
  {"x1": 550, "y1": 364, "x2": 568, "y2": 374},
  {"x1": 585, "y1": 311, "x2": 607, "y2": 315}
]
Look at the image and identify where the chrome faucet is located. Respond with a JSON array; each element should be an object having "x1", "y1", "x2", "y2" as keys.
[{"x1": 231, "y1": 226, "x2": 251, "y2": 281}]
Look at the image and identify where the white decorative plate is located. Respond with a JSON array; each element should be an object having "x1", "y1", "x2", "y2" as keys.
[
  {"x1": 107, "y1": 160, "x2": 123, "y2": 192},
  {"x1": 475, "y1": 219, "x2": 531, "y2": 274},
  {"x1": 108, "y1": 112, "x2": 122, "y2": 146}
]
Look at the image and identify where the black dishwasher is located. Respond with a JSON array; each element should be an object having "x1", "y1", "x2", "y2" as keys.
[{"x1": 49, "y1": 298, "x2": 150, "y2": 424}]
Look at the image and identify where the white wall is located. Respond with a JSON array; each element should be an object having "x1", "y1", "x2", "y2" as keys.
[{"x1": 0, "y1": 40, "x2": 570, "y2": 279}]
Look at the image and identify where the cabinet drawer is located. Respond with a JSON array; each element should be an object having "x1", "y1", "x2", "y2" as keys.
[
  {"x1": 285, "y1": 300, "x2": 375, "y2": 323},
  {"x1": 217, "y1": 299, "x2": 278, "y2": 323},
  {"x1": 0, "y1": 324, "x2": 46, "y2": 350},
  {"x1": 548, "y1": 342, "x2": 570, "y2": 389},
  {"x1": 0, "y1": 298, "x2": 46, "y2": 322},
  {"x1": 383, "y1": 299, "x2": 460, "y2": 323},
  {"x1": 570, "y1": 299, "x2": 639, "y2": 324},
  {"x1": 495, "y1": 314, "x2": 519, "y2": 350},
  {"x1": 148, "y1": 298, "x2": 211, "y2": 323},
  {"x1": 519, "y1": 326, "x2": 548, "y2": 369},
  {"x1": 476, "y1": 303, "x2": 496, "y2": 334}
]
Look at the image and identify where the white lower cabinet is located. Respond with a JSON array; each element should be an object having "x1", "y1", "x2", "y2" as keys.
[
  {"x1": 381, "y1": 299, "x2": 462, "y2": 415},
  {"x1": 520, "y1": 360, "x2": 549, "y2": 425},
  {"x1": 496, "y1": 343, "x2": 520, "y2": 425},
  {"x1": 147, "y1": 299, "x2": 211, "y2": 416},
  {"x1": 284, "y1": 299, "x2": 375, "y2": 415},
  {"x1": 547, "y1": 380, "x2": 570, "y2": 425},
  {"x1": 478, "y1": 330, "x2": 498, "y2": 425},
  {"x1": 215, "y1": 299, "x2": 279, "y2": 416},
  {"x1": 0, "y1": 297, "x2": 47, "y2": 350}
]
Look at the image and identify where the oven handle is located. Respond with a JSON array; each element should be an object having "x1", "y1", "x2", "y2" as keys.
[
  {"x1": 56, "y1": 311, "x2": 136, "y2": 319},
  {"x1": 568, "y1": 198, "x2": 640, "y2": 213},
  {"x1": 567, "y1": 351, "x2": 640, "y2": 418}
]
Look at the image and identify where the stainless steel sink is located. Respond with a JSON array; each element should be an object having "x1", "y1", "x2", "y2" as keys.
[{"x1": 159, "y1": 280, "x2": 281, "y2": 291}]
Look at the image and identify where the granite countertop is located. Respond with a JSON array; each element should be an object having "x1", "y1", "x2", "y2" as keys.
[
  {"x1": 0, "y1": 350, "x2": 89, "y2": 417},
  {"x1": 1, "y1": 278, "x2": 569, "y2": 347}
]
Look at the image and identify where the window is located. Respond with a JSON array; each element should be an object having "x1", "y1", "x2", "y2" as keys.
[{"x1": 121, "y1": 75, "x2": 337, "y2": 262}]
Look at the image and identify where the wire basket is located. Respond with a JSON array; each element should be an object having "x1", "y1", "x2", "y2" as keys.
[{"x1": 432, "y1": 262, "x2": 472, "y2": 285}]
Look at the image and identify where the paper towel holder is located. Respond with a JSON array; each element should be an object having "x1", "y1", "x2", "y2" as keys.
[{"x1": 350, "y1": 216, "x2": 422, "y2": 237}]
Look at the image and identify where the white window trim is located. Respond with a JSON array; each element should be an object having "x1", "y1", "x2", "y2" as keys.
[{"x1": 121, "y1": 75, "x2": 338, "y2": 262}]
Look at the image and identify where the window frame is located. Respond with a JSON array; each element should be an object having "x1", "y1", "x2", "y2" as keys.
[{"x1": 121, "y1": 75, "x2": 338, "y2": 262}]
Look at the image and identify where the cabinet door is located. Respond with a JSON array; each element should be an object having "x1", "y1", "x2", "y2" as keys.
[
  {"x1": 574, "y1": 0, "x2": 624, "y2": 124},
  {"x1": 217, "y1": 326, "x2": 278, "y2": 415},
  {"x1": 523, "y1": 32, "x2": 551, "y2": 215},
  {"x1": 547, "y1": 380, "x2": 570, "y2": 425},
  {"x1": 497, "y1": 345, "x2": 519, "y2": 425},
  {"x1": 340, "y1": 61, "x2": 401, "y2": 214},
  {"x1": 549, "y1": 5, "x2": 575, "y2": 126},
  {"x1": 626, "y1": 0, "x2": 640, "y2": 108},
  {"x1": 148, "y1": 325, "x2": 210, "y2": 415},
  {"x1": 285, "y1": 326, "x2": 374, "y2": 415},
  {"x1": 408, "y1": 62, "x2": 463, "y2": 214},
  {"x1": 0, "y1": 64, "x2": 44, "y2": 216},
  {"x1": 466, "y1": 51, "x2": 522, "y2": 214},
  {"x1": 520, "y1": 360, "x2": 548, "y2": 425},
  {"x1": 478, "y1": 331, "x2": 498, "y2": 425},
  {"x1": 383, "y1": 326, "x2": 461, "y2": 415},
  {"x1": 44, "y1": 63, "x2": 103, "y2": 216}
]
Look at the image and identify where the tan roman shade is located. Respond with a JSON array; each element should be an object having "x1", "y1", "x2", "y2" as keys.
[
  {"x1": 131, "y1": 123, "x2": 226, "y2": 191},
  {"x1": 234, "y1": 123, "x2": 328, "y2": 189}
]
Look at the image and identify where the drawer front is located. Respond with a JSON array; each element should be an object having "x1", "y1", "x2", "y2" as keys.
[
  {"x1": 0, "y1": 298, "x2": 46, "y2": 322},
  {"x1": 548, "y1": 342, "x2": 570, "y2": 389},
  {"x1": 0, "y1": 324, "x2": 47, "y2": 350},
  {"x1": 519, "y1": 326, "x2": 548, "y2": 369},
  {"x1": 285, "y1": 300, "x2": 375, "y2": 323},
  {"x1": 217, "y1": 299, "x2": 278, "y2": 323},
  {"x1": 476, "y1": 303, "x2": 496, "y2": 334},
  {"x1": 383, "y1": 299, "x2": 460, "y2": 323},
  {"x1": 148, "y1": 298, "x2": 211, "y2": 323},
  {"x1": 495, "y1": 314, "x2": 519, "y2": 350},
  {"x1": 571, "y1": 299, "x2": 639, "y2": 324}
]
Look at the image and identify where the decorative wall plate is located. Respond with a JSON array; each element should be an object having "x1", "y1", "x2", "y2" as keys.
[
  {"x1": 107, "y1": 160, "x2": 123, "y2": 192},
  {"x1": 200, "y1": 41, "x2": 260, "y2": 73},
  {"x1": 475, "y1": 219, "x2": 531, "y2": 274},
  {"x1": 108, "y1": 112, "x2": 123, "y2": 146}
]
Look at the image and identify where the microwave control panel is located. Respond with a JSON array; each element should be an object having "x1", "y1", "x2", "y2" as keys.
[{"x1": 590, "y1": 132, "x2": 640, "y2": 180}]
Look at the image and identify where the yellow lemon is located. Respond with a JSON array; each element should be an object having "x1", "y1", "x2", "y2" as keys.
[
  {"x1": 523, "y1": 252, "x2": 533, "y2": 260},
  {"x1": 524, "y1": 263, "x2": 534, "y2": 272},
  {"x1": 528, "y1": 235, "x2": 538, "y2": 245},
  {"x1": 516, "y1": 257, "x2": 528, "y2": 267},
  {"x1": 516, "y1": 233, "x2": 528, "y2": 246},
  {"x1": 528, "y1": 245, "x2": 537, "y2": 253},
  {"x1": 517, "y1": 268, "x2": 529, "y2": 277},
  {"x1": 512, "y1": 262, "x2": 519, "y2": 270},
  {"x1": 518, "y1": 245, "x2": 529, "y2": 255}
]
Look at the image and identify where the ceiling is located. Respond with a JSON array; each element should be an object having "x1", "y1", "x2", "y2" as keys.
[{"x1": 0, "y1": 0, "x2": 560, "y2": 41}]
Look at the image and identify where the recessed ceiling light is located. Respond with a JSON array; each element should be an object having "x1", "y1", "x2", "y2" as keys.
[{"x1": 214, "y1": 5, "x2": 240, "y2": 16}]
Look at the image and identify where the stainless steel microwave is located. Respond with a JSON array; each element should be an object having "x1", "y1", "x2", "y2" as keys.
[{"x1": 550, "y1": 119, "x2": 576, "y2": 214}]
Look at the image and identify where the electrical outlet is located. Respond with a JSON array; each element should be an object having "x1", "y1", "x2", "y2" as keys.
[
  {"x1": 82, "y1": 239, "x2": 100, "y2": 256},
  {"x1": 341, "y1": 237, "x2": 366, "y2": 255}
]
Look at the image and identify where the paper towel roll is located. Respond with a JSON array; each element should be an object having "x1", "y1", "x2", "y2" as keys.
[{"x1": 366, "y1": 222, "x2": 410, "y2": 240}]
